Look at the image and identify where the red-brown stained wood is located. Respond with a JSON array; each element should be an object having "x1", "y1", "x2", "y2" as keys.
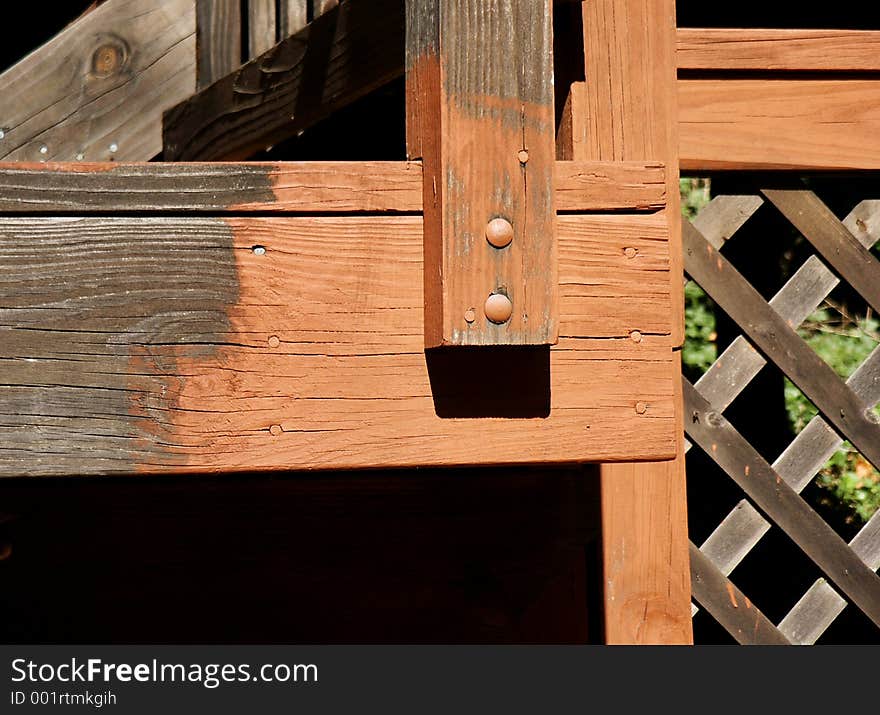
[
  {"x1": 406, "y1": 0, "x2": 558, "y2": 347},
  {"x1": 0, "y1": 215, "x2": 675, "y2": 477},
  {"x1": 677, "y1": 28, "x2": 880, "y2": 72},
  {"x1": 0, "y1": 161, "x2": 665, "y2": 214},
  {"x1": 679, "y1": 79, "x2": 880, "y2": 171},
  {"x1": 578, "y1": 0, "x2": 692, "y2": 645}
]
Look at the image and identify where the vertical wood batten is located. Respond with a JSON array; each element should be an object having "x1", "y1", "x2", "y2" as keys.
[
  {"x1": 196, "y1": 0, "x2": 242, "y2": 89},
  {"x1": 578, "y1": 0, "x2": 692, "y2": 644},
  {"x1": 248, "y1": 0, "x2": 277, "y2": 58},
  {"x1": 405, "y1": 0, "x2": 558, "y2": 347}
]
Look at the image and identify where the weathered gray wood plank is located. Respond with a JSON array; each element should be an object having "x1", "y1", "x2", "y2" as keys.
[
  {"x1": 684, "y1": 379, "x2": 880, "y2": 629},
  {"x1": 248, "y1": 0, "x2": 276, "y2": 58},
  {"x1": 683, "y1": 220, "x2": 880, "y2": 470},
  {"x1": 163, "y1": 0, "x2": 404, "y2": 160},
  {"x1": 280, "y1": 0, "x2": 308, "y2": 38},
  {"x1": 0, "y1": 0, "x2": 195, "y2": 162},
  {"x1": 197, "y1": 0, "x2": 242, "y2": 90},
  {"x1": 763, "y1": 188, "x2": 880, "y2": 317},
  {"x1": 689, "y1": 201, "x2": 880, "y2": 626},
  {"x1": 689, "y1": 541, "x2": 790, "y2": 645},
  {"x1": 779, "y1": 510, "x2": 880, "y2": 644}
]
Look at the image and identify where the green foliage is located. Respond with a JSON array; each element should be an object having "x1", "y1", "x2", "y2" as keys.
[{"x1": 680, "y1": 178, "x2": 717, "y2": 377}]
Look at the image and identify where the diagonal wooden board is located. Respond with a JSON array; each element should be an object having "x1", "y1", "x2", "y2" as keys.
[
  {"x1": 0, "y1": 162, "x2": 675, "y2": 476},
  {"x1": 0, "y1": 0, "x2": 195, "y2": 163}
]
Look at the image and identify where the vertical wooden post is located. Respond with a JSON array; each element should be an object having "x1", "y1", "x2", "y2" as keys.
[
  {"x1": 574, "y1": 0, "x2": 692, "y2": 643},
  {"x1": 405, "y1": 0, "x2": 558, "y2": 348}
]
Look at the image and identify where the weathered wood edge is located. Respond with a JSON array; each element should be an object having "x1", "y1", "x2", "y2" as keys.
[{"x1": 0, "y1": 161, "x2": 665, "y2": 214}]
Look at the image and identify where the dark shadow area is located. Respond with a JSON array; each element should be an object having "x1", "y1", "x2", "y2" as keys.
[
  {"x1": 0, "y1": 468, "x2": 599, "y2": 644},
  {"x1": 426, "y1": 347, "x2": 551, "y2": 418}
]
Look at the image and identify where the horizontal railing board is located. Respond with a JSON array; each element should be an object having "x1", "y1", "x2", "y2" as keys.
[
  {"x1": 0, "y1": 161, "x2": 665, "y2": 214},
  {"x1": 679, "y1": 79, "x2": 880, "y2": 171},
  {"x1": 0, "y1": 214, "x2": 675, "y2": 476},
  {"x1": 677, "y1": 28, "x2": 880, "y2": 72}
]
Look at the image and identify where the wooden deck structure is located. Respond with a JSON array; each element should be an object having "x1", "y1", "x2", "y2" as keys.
[{"x1": 0, "y1": 0, "x2": 878, "y2": 644}]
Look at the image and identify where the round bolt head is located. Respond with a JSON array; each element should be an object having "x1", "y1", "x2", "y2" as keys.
[
  {"x1": 464, "y1": 308, "x2": 476, "y2": 324},
  {"x1": 485, "y1": 293, "x2": 513, "y2": 324},
  {"x1": 486, "y1": 217, "x2": 513, "y2": 248}
]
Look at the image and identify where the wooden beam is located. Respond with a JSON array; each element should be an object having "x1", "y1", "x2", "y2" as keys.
[
  {"x1": 677, "y1": 28, "x2": 880, "y2": 72},
  {"x1": 0, "y1": 160, "x2": 665, "y2": 214},
  {"x1": 196, "y1": 0, "x2": 241, "y2": 90},
  {"x1": 0, "y1": 212, "x2": 675, "y2": 476},
  {"x1": 679, "y1": 79, "x2": 880, "y2": 171},
  {"x1": 406, "y1": 0, "x2": 558, "y2": 347},
  {"x1": 0, "y1": 0, "x2": 195, "y2": 162},
  {"x1": 578, "y1": 0, "x2": 693, "y2": 645},
  {"x1": 163, "y1": 0, "x2": 404, "y2": 161}
]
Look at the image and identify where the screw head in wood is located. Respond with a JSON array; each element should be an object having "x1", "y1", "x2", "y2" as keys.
[
  {"x1": 635, "y1": 401, "x2": 648, "y2": 415},
  {"x1": 485, "y1": 293, "x2": 513, "y2": 324},
  {"x1": 269, "y1": 424, "x2": 283, "y2": 437},
  {"x1": 464, "y1": 308, "x2": 476, "y2": 324},
  {"x1": 630, "y1": 330, "x2": 643, "y2": 343},
  {"x1": 486, "y1": 217, "x2": 514, "y2": 249},
  {"x1": 252, "y1": 245, "x2": 267, "y2": 256},
  {"x1": 623, "y1": 247, "x2": 638, "y2": 259},
  {"x1": 268, "y1": 335, "x2": 281, "y2": 348},
  {"x1": 517, "y1": 149, "x2": 530, "y2": 164}
]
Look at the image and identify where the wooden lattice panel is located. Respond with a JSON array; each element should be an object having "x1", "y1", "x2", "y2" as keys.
[{"x1": 684, "y1": 185, "x2": 880, "y2": 643}]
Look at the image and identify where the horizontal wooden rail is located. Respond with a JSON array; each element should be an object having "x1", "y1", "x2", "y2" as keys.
[
  {"x1": 677, "y1": 28, "x2": 880, "y2": 72},
  {"x1": 679, "y1": 79, "x2": 880, "y2": 171},
  {"x1": 0, "y1": 212, "x2": 676, "y2": 476},
  {"x1": 0, "y1": 161, "x2": 665, "y2": 213}
]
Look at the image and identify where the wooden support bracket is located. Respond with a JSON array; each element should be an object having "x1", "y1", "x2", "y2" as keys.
[{"x1": 406, "y1": 0, "x2": 558, "y2": 347}]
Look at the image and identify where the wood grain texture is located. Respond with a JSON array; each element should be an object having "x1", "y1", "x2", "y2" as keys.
[
  {"x1": 163, "y1": 0, "x2": 404, "y2": 161},
  {"x1": 679, "y1": 80, "x2": 880, "y2": 171},
  {"x1": 578, "y1": 0, "x2": 692, "y2": 644},
  {"x1": 0, "y1": 214, "x2": 674, "y2": 477},
  {"x1": 0, "y1": 0, "x2": 195, "y2": 162},
  {"x1": 0, "y1": 161, "x2": 665, "y2": 214},
  {"x1": 689, "y1": 542, "x2": 790, "y2": 645},
  {"x1": 406, "y1": 0, "x2": 557, "y2": 347},
  {"x1": 684, "y1": 379, "x2": 880, "y2": 630},
  {"x1": 196, "y1": 0, "x2": 241, "y2": 89},
  {"x1": 279, "y1": 0, "x2": 308, "y2": 38},
  {"x1": 677, "y1": 28, "x2": 880, "y2": 72},
  {"x1": 248, "y1": 0, "x2": 276, "y2": 58}
]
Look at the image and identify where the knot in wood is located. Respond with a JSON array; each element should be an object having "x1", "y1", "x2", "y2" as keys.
[{"x1": 91, "y1": 38, "x2": 128, "y2": 78}]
